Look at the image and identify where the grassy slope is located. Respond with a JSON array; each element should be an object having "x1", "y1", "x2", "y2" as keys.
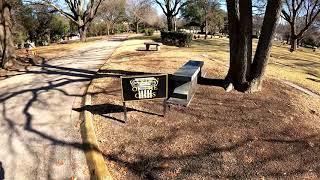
[
  {"x1": 193, "y1": 37, "x2": 320, "y2": 93},
  {"x1": 101, "y1": 35, "x2": 320, "y2": 93}
]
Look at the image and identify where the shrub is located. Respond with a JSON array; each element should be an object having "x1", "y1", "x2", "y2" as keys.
[
  {"x1": 160, "y1": 31, "x2": 192, "y2": 47},
  {"x1": 144, "y1": 28, "x2": 155, "y2": 36},
  {"x1": 302, "y1": 36, "x2": 320, "y2": 47},
  {"x1": 115, "y1": 23, "x2": 128, "y2": 34}
]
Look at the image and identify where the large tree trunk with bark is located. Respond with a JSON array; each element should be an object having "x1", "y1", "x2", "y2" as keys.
[
  {"x1": 79, "y1": 25, "x2": 87, "y2": 42},
  {"x1": 225, "y1": 0, "x2": 239, "y2": 91},
  {"x1": 167, "y1": 15, "x2": 173, "y2": 31},
  {"x1": 290, "y1": 37, "x2": 297, "y2": 52},
  {"x1": 247, "y1": 0, "x2": 282, "y2": 92},
  {"x1": 225, "y1": 0, "x2": 252, "y2": 91},
  {"x1": 106, "y1": 23, "x2": 110, "y2": 35},
  {"x1": 225, "y1": 0, "x2": 282, "y2": 93},
  {"x1": 290, "y1": 25, "x2": 297, "y2": 52},
  {"x1": 135, "y1": 21, "x2": 139, "y2": 34},
  {"x1": 0, "y1": 1, "x2": 15, "y2": 69}
]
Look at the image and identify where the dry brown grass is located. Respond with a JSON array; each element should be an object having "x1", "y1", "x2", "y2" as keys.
[
  {"x1": 16, "y1": 36, "x2": 107, "y2": 59},
  {"x1": 95, "y1": 35, "x2": 320, "y2": 93},
  {"x1": 89, "y1": 35, "x2": 320, "y2": 179}
]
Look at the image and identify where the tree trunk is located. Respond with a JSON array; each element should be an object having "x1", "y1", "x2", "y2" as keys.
[
  {"x1": 79, "y1": 25, "x2": 87, "y2": 42},
  {"x1": 289, "y1": 24, "x2": 297, "y2": 52},
  {"x1": 135, "y1": 21, "x2": 139, "y2": 34},
  {"x1": 225, "y1": 0, "x2": 252, "y2": 91},
  {"x1": 200, "y1": 24, "x2": 205, "y2": 34},
  {"x1": 167, "y1": 16, "x2": 173, "y2": 31},
  {"x1": 0, "y1": 1, "x2": 15, "y2": 69},
  {"x1": 225, "y1": 0, "x2": 282, "y2": 93},
  {"x1": 241, "y1": 0, "x2": 252, "y2": 81},
  {"x1": 106, "y1": 23, "x2": 110, "y2": 36},
  {"x1": 174, "y1": 17, "x2": 177, "y2": 31},
  {"x1": 247, "y1": 0, "x2": 282, "y2": 92},
  {"x1": 225, "y1": 0, "x2": 240, "y2": 90},
  {"x1": 205, "y1": 19, "x2": 208, "y2": 39},
  {"x1": 290, "y1": 37, "x2": 297, "y2": 52},
  {"x1": 205, "y1": 7, "x2": 209, "y2": 40}
]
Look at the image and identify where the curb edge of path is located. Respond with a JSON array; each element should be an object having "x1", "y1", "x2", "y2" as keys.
[
  {"x1": 80, "y1": 35, "x2": 128, "y2": 180},
  {"x1": 80, "y1": 84, "x2": 113, "y2": 180}
]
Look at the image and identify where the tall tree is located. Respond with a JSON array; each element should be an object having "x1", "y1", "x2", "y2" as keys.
[
  {"x1": 155, "y1": 0, "x2": 189, "y2": 31},
  {"x1": 29, "y1": 5, "x2": 54, "y2": 44},
  {"x1": 225, "y1": 0, "x2": 283, "y2": 92},
  {"x1": 11, "y1": 0, "x2": 29, "y2": 45},
  {"x1": 98, "y1": 0, "x2": 126, "y2": 35},
  {"x1": 33, "y1": 0, "x2": 104, "y2": 41},
  {"x1": 281, "y1": 0, "x2": 320, "y2": 51},
  {"x1": 206, "y1": 6, "x2": 225, "y2": 35},
  {"x1": 0, "y1": 0, "x2": 16, "y2": 69},
  {"x1": 13, "y1": 3, "x2": 70, "y2": 45},
  {"x1": 49, "y1": 14, "x2": 70, "y2": 42},
  {"x1": 127, "y1": 0, "x2": 152, "y2": 33},
  {"x1": 181, "y1": 0, "x2": 221, "y2": 37}
]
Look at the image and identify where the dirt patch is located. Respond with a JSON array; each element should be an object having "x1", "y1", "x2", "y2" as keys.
[{"x1": 89, "y1": 40, "x2": 320, "y2": 179}]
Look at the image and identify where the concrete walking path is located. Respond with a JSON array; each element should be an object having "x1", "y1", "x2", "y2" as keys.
[{"x1": 0, "y1": 36, "x2": 125, "y2": 179}]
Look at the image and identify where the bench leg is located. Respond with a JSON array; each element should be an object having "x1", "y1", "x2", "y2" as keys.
[
  {"x1": 156, "y1": 46, "x2": 160, "y2": 51},
  {"x1": 146, "y1": 44, "x2": 150, "y2": 51}
]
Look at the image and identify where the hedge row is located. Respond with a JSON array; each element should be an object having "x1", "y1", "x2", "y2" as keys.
[{"x1": 160, "y1": 31, "x2": 192, "y2": 47}]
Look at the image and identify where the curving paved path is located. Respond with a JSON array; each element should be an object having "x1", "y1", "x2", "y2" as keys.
[{"x1": 0, "y1": 36, "x2": 125, "y2": 179}]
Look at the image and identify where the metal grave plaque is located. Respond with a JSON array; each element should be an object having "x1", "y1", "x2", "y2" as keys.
[{"x1": 121, "y1": 74, "x2": 168, "y2": 102}]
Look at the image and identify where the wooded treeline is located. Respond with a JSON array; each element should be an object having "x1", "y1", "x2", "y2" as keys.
[{"x1": 3, "y1": 0, "x2": 319, "y2": 48}]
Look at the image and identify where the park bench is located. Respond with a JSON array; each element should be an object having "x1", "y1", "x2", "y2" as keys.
[
  {"x1": 144, "y1": 42, "x2": 162, "y2": 51},
  {"x1": 167, "y1": 60, "x2": 204, "y2": 106}
]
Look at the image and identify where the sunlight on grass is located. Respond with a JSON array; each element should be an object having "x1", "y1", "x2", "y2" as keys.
[
  {"x1": 16, "y1": 36, "x2": 107, "y2": 59},
  {"x1": 105, "y1": 35, "x2": 320, "y2": 93}
]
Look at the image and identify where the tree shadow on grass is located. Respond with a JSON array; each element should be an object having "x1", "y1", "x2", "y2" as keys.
[
  {"x1": 96, "y1": 80, "x2": 320, "y2": 179},
  {"x1": 74, "y1": 103, "x2": 164, "y2": 124},
  {"x1": 307, "y1": 78, "x2": 320, "y2": 83},
  {"x1": 103, "y1": 129, "x2": 320, "y2": 179},
  {"x1": 104, "y1": 133, "x2": 320, "y2": 179},
  {"x1": 198, "y1": 77, "x2": 226, "y2": 88}
]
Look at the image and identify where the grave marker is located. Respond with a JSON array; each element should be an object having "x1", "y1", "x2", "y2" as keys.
[{"x1": 121, "y1": 74, "x2": 168, "y2": 121}]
